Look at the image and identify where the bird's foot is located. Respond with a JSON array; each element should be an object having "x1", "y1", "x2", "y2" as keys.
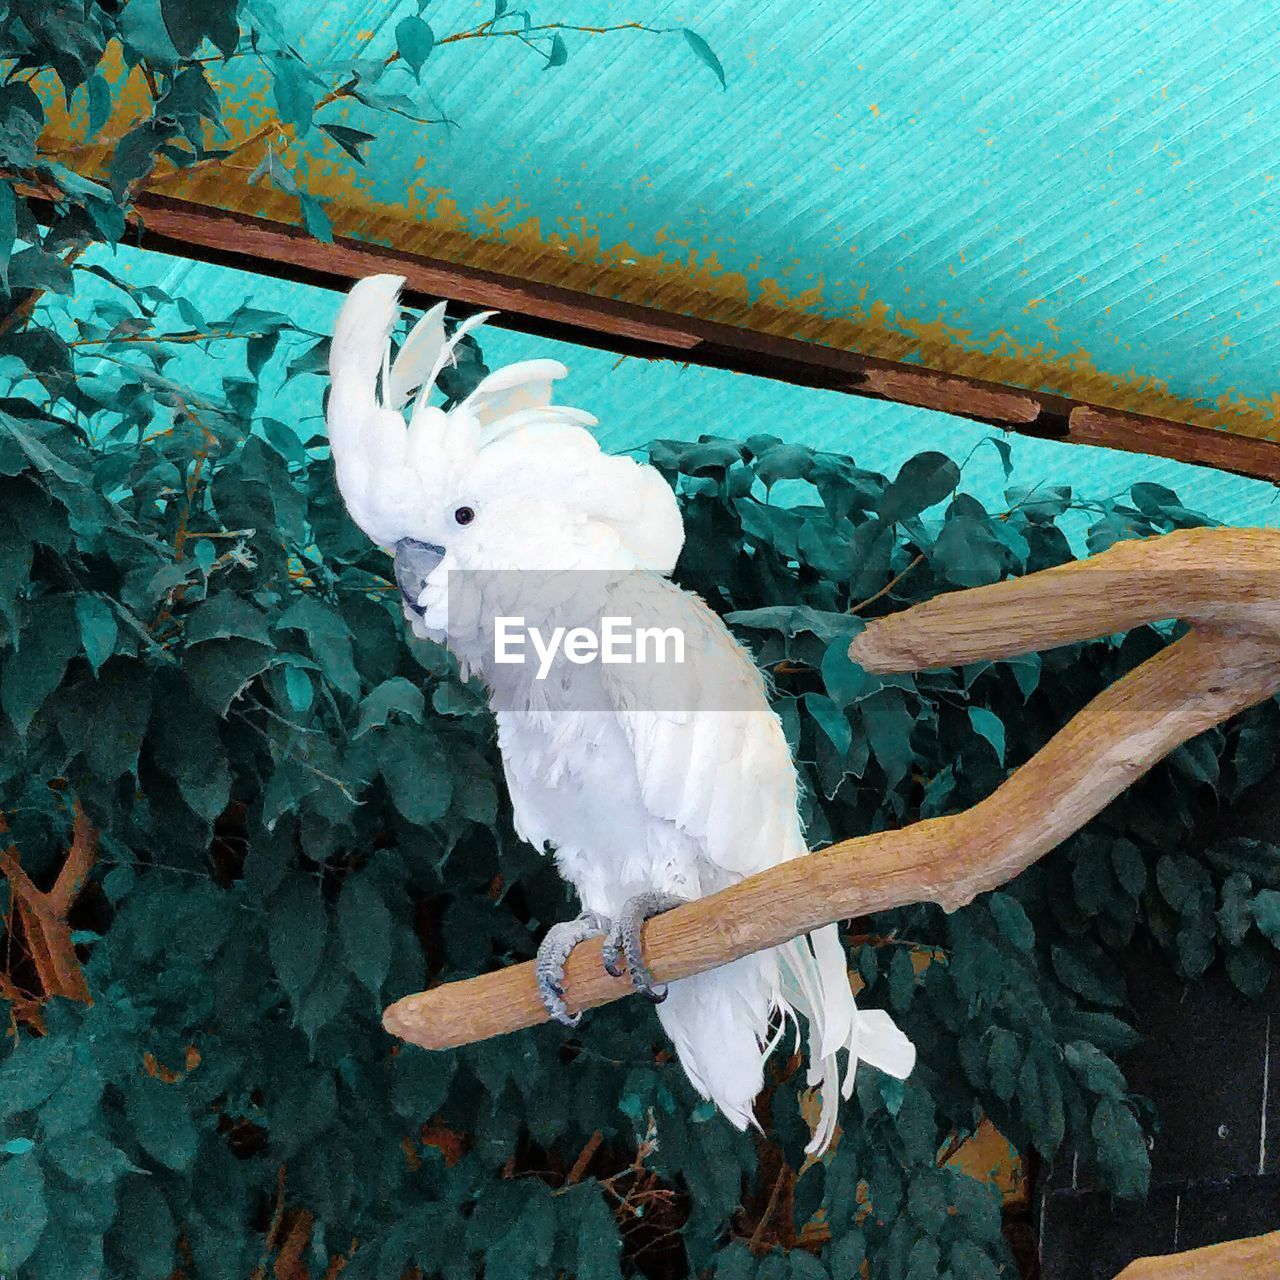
[
  {"x1": 602, "y1": 891, "x2": 688, "y2": 1004},
  {"x1": 535, "y1": 911, "x2": 610, "y2": 1028}
]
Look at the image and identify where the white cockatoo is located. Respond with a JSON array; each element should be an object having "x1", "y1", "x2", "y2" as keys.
[{"x1": 326, "y1": 275, "x2": 915, "y2": 1152}]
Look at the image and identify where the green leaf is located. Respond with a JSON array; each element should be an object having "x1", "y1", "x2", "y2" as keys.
[
  {"x1": 55, "y1": 660, "x2": 153, "y2": 781},
  {"x1": 804, "y1": 692, "x2": 851, "y2": 755},
  {"x1": 392, "y1": 1046, "x2": 454, "y2": 1121},
  {"x1": 572, "y1": 1185, "x2": 622, "y2": 1280},
  {"x1": 1111, "y1": 839, "x2": 1147, "y2": 898},
  {"x1": 148, "y1": 680, "x2": 231, "y2": 822},
  {"x1": 319, "y1": 123, "x2": 376, "y2": 165},
  {"x1": 1227, "y1": 935, "x2": 1272, "y2": 998},
  {"x1": 44, "y1": 1131, "x2": 136, "y2": 1184},
  {"x1": 681, "y1": 29, "x2": 726, "y2": 87},
  {"x1": 0, "y1": 1037, "x2": 73, "y2": 1118},
  {"x1": 110, "y1": 120, "x2": 179, "y2": 201},
  {"x1": 988, "y1": 891, "x2": 1033, "y2": 952},
  {"x1": 86, "y1": 75, "x2": 112, "y2": 137},
  {"x1": 0, "y1": 1152, "x2": 46, "y2": 1270},
  {"x1": 269, "y1": 874, "x2": 327, "y2": 1007},
  {"x1": 74, "y1": 595, "x2": 118, "y2": 675},
  {"x1": 111, "y1": 1178, "x2": 176, "y2": 1280},
  {"x1": 182, "y1": 637, "x2": 277, "y2": 714},
  {"x1": 754, "y1": 443, "x2": 812, "y2": 487},
  {"x1": 788, "y1": 1253, "x2": 829, "y2": 1280},
  {"x1": 282, "y1": 664, "x2": 313, "y2": 714},
  {"x1": 889, "y1": 947, "x2": 916, "y2": 1012},
  {"x1": 160, "y1": 0, "x2": 238, "y2": 56},
  {"x1": 396, "y1": 17, "x2": 435, "y2": 79},
  {"x1": 1017, "y1": 1047, "x2": 1064, "y2": 1156},
  {"x1": 271, "y1": 57, "x2": 314, "y2": 135},
  {"x1": 1091, "y1": 1097, "x2": 1150, "y2": 1198},
  {"x1": 907, "y1": 1170, "x2": 950, "y2": 1233},
  {"x1": 0, "y1": 84, "x2": 43, "y2": 168},
  {"x1": 713, "y1": 1241, "x2": 757, "y2": 1279},
  {"x1": 1157, "y1": 853, "x2": 1211, "y2": 913},
  {"x1": 949, "y1": 1174, "x2": 1003, "y2": 1243},
  {"x1": 1254, "y1": 889, "x2": 1280, "y2": 946},
  {"x1": 337, "y1": 873, "x2": 392, "y2": 997},
  {"x1": 277, "y1": 597, "x2": 358, "y2": 699},
  {"x1": 949, "y1": 1240, "x2": 1001, "y2": 1280},
  {"x1": 1063, "y1": 1041, "x2": 1127, "y2": 1097},
  {"x1": 987, "y1": 1028, "x2": 1020, "y2": 1102},
  {"x1": 1, "y1": 598, "x2": 79, "y2": 736},
  {"x1": 968, "y1": 705, "x2": 1006, "y2": 764},
  {"x1": 1051, "y1": 943, "x2": 1123, "y2": 1007},
  {"x1": 876, "y1": 452, "x2": 960, "y2": 524},
  {"x1": 355, "y1": 677, "x2": 426, "y2": 737},
  {"x1": 377, "y1": 723, "x2": 454, "y2": 827},
  {"x1": 299, "y1": 191, "x2": 333, "y2": 244},
  {"x1": 546, "y1": 33, "x2": 568, "y2": 69},
  {"x1": 827, "y1": 1232, "x2": 865, "y2": 1279},
  {"x1": 126, "y1": 1079, "x2": 199, "y2": 1173},
  {"x1": 859, "y1": 688, "x2": 915, "y2": 788},
  {"x1": 0, "y1": 181, "x2": 14, "y2": 291}
]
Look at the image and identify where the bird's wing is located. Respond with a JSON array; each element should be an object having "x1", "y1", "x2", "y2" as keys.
[{"x1": 599, "y1": 575, "x2": 807, "y2": 881}]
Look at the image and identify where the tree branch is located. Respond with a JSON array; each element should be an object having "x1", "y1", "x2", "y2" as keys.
[
  {"x1": 0, "y1": 800, "x2": 98, "y2": 1004},
  {"x1": 381, "y1": 528, "x2": 1280, "y2": 1052}
]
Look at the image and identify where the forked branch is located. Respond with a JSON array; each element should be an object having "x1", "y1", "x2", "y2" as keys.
[
  {"x1": 383, "y1": 528, "x2": 1280, "y2": 1051},
  {"x1": 0, "y1": 800, "x2": 98, "y2": 1004}
]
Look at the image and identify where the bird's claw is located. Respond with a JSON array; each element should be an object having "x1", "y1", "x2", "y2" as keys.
[
  {"x1": 605, "y1": 891, "x2": 687, "y2": 1004},
  {"x1": 535, "y1": 910, "x2": 609, "y2": 1028}
]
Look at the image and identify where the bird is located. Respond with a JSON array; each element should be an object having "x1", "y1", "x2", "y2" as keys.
[{"x1": 326, "y1": 274, "x2": 916, "y2": 1152}]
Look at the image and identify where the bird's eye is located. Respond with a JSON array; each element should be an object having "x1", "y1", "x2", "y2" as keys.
[{"x1": 453, "y1": 505, "x2": 476, "y2": 526}]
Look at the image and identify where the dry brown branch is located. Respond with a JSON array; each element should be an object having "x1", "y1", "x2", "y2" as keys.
[
  {"x1": 382, "y1": 528, "x2": 1280, "y2": 1051},
  {"x1": 0, "y1": 801, "x2": 98, "y2": 1004},
  {"x1": 1114, "y1": 1229, "x2": 1280, "y2": 1278},
  {"x1": 565, "y1": 1130, "x2": 604, "y2": 1186}
]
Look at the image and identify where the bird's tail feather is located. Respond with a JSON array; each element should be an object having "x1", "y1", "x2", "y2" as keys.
[
  {"x1": 654, "y1": 951, "x2": 778, "y2": 1134},
  {"x1": 655, "y1": 926, "x2": 914, "y2": 1154},
  {"x1": 778, "y1": 924, "x2": 916, "y2": 1154}
]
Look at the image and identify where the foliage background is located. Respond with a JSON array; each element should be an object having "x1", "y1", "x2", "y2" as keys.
[{"x1": 3, "y1": 3, "x2": 1280, "y2": 1278}]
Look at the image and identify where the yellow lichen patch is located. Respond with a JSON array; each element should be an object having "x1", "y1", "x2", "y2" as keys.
[{"x1": 944, "y1": 1116, "x2": 1026, "y2": 1208}]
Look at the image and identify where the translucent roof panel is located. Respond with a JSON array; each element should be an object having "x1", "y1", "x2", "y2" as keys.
[{"x1": 42, "y1": 0, "x2": 1280, "y2": 449}]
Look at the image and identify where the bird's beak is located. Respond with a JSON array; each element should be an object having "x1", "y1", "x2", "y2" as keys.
[{"x1": 394, "y1": 538, "x2": 446, "y2": 614}]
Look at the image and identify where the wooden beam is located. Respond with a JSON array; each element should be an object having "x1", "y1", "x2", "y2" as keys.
[
  {"x1": 113, "y1": 195, "x2": 1280, "y2": 487},
  {"x1": 1115, "y1": 1230, "x2": 1280, "y2": 1279},
  {"x1": 381, "y1": 527, "x2": 1280, "y2": 1052}
]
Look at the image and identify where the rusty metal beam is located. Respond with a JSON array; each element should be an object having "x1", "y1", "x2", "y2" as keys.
[{"x1": 123, "y1": 194, "x2": 1280, "y2": 486}]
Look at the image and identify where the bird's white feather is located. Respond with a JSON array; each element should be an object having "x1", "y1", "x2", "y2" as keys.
[{"x1": 388, "y1": 300, "x2": 448, "y2": 409}]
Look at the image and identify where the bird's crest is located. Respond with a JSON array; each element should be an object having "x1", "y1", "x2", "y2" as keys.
[{"x1": 326, "y1": 274, "x2": 684, "y2": 572}]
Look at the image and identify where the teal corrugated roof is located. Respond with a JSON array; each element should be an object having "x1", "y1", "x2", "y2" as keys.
[{"x1": 45, "y1": 0, "x2": 1280, "y2": 440}]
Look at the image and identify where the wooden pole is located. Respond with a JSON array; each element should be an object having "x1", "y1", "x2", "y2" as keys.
[
  {"x1": 1114, "y1": 1230, "x2": 1280, "y2": 1279},
  {"x1": 383, "y1": 528, "x2": 1280, "y2": 1051}
]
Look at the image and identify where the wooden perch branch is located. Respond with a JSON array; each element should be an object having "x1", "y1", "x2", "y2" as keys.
[
  {"x1": 383, "y1": 528, "x2": 1280, "y2": 1051},
  {"x1": 1114, "y1": 1229, "x2": 1280, "y2": 1279}
]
